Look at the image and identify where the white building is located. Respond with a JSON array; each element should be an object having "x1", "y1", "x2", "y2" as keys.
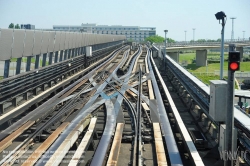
[{"x1": 53, "y1": 23, "x2": 156, "y2": 42}]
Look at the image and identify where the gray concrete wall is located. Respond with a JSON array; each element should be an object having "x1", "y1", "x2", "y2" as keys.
[
  {"x1": 236, "y1": 47, "x2": 243, "y2": 62},
  {"x1": 158, "y1": 47, "x2": 163, "y2": 60},
  {"x1": 167, "y1": 52, "x2": 179, "y2": 63},
  {"x1": 196, "y1": 50, "x2": 207, "y2": 66}
]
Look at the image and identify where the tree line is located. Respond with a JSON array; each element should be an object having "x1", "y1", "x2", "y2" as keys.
[
  {"x1": 8, "y1": 23, "x2": 20, "y2": 29},
  {"x1": 144, "y1": 35, "x2": 222, "y2": 44},
  {"x1": 145, "y1": 35, "x2": 175, "y2": 44}
]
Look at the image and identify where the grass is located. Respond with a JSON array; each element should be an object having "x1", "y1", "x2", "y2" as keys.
[
  {"x1": 179, "y1": 53, "x2": 195, "y2": 64},
  {"x1": 179, "y1": 52, "x2": 250, "y2": 85},
  {"x1": 196, "y1": 75, "x2": 221, "y2": 85},
  {"x1": 10, "y1": 57, "x2": 48, "y2": 66},
  {"x1": 179, "y1": 52, "x2": 228, "y2": 63},
  {"x1": 186, "y1": 62, "x2": 250, "y2": 73}
]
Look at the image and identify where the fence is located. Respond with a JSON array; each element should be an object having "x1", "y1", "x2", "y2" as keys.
[{"x1": 191, "y1": 71, "x2": 250, "y2": 78}]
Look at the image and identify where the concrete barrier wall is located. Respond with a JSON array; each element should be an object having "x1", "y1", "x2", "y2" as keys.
[{"x1": 0, "y1": 29, "x2": 126, "y2": 61}]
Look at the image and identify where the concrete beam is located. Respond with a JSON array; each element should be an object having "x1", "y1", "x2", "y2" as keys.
[
  {"x1": 167, "y1": 52, "x2": 179, "y2": 63},
  {"x1": 236, "y1": 47, "x2": 243, "y2": 62},
  {"x1": 158, "y1": 47, "x2": 163, "y2": 60},
  {"x1": 196, "y1": 50, "x2": 207, "y2": 66},
  {"x1": 152, "y1": 50, "x2": 158, "y2": 58}
]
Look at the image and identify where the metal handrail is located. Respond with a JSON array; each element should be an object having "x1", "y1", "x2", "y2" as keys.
[{"x1": 155, "y1": 38, "x2": 250, "y2": 47}]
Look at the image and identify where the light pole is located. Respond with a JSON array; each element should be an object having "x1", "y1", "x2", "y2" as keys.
[
  {"x1": 243, "y1": 31, "x2": 245, "y2": 40},
  {"x1": 184, "y1": 30, "x2": 187, "y2": 42},
  {"x1": 230, "y1": 17, "x2": 236, "y2": 41},
  {"x1": 164, "y1": 30, "x2": 168, "y2": 69},
  {"x1": 215, "y1": 11, "x2": 226, "y2": 80},
  {"x1": 192, "y1": 28, "x2": 195, "y2": 42}
]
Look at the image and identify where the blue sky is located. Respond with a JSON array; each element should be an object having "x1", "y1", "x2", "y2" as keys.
[{"x1": 0, "y1": 0, "x2": 249, "y2": 41}]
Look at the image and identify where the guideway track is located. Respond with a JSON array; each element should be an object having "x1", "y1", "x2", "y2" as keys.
[
  {"x1": 0, "y1": 43, "x2": 122, "y2": 127},
  {"x1": 0, "y1": 45, "x2": 204, "y2": 166},
  {"x1": 0, "y1": 46, "x2": 128, "y2": 165}
]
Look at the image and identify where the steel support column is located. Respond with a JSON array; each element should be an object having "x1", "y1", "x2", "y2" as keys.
[
  {"x1": 76, "y1": 48, "x2": 78, "y2": 56},
  {"x1": 68, "y1": 49, "x2": 71, "y2": 59},
  {"x1": 64, "y1": 50, "x2": 68, "y2": 60},
  {"x1": 82, "y1": 47, "x2": 85, "y2": 55},
  {"x1": 59, "y1": 51, "x2": 63, "y2": 62},
  {"x1": 26, "y1": 56, "x2": 32, "y2": 71},
  {"x1": 35, "y1": 54, "x2": 40, "y2": 69},
  {"x1": 49, "y1": 52, "x2": 53, "y2": 65},
  {"x1": 54, "y1": 51, "x2": 59, "y2": 63},
  {"x1": 16, "y1": 57, "x2": 22, "y2": 75},
  {"x1": 0, "y1": 104, "x2": 3, "y2": 115},
  {"x1": 4, "y1": 60, "x2": 10, "y2": 78},
  {"x1": 42, "y1": 53, "x2": 47, "y2": 67},
  {"x1": 72, "y1": 49, "x2": 75, "y2": 58}
]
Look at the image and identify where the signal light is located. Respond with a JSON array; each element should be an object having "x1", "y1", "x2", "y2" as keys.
[{"x1": 228, "y1": 51, "x2": 240, "y2": 72}]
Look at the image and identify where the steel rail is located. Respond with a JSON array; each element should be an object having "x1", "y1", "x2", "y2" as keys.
[
  {"x1": 150, "y1": 48, "x2": 204, "y2": 165},
  {"x1": 90, "y1": 100, "x2": 116, "y2": 166},
  {"x1": 0, "y1": 43, "x2": 122, "y2": 104},
  {"x1": 90, "y1": 49, "x2": 131, "y2": 166},
  {"x1": 68, "y1": 117, "x2": 97, "y2": 166},
  {"x1": 152, "y1": 45, "x2": 250, "y2": 159},
  {"x1": 0, "y1": 71, "x2": 103, "y2": 164},
  {"x1": 0, "y1": 46, "x2": 126, "y2": 165},
  {"x1": 137, "y1": 64, "x2": 143, "y2": 166},
  {"x1": 147, "y1": 47, "x2": 183, "y2": 165},
  {"x1": 35, "y1": 47, "x2": 124, "y2": 165},
  {"x1": 0, "y1": 46, "x2": 126, "y2": 140},
  {"x1": 102, "y1": 75, "x2": 138, "y2": 166},
  {"x1": 0, "y1": 45, "x2": 126, "y2": 127}
]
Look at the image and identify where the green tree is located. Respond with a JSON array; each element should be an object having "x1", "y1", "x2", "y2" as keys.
[
  {"x1": 145, "y1": 35, "x2": 164, "y2": 44},
  {"x1": 207, "y1": 39, "x2": 216, "y2": 42},
  {"x1": 197, "y1": 39, "x2": 206, "y2": 42},
  {"x1": 15, "y1": 24, "x2": 20, "y2": 29},
  {"x1": 8, "y1": 23, "x2": 14, "y2": 28},
  {"x1": 167, "y1": 38, "x2": 175, "y2": 43},
  {"x1": 128, "y1": 38, "x2": 134, "y2": 42}
]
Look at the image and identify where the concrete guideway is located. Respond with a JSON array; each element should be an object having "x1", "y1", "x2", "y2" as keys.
[{"x1": 155, "y1": 40, "x2": 250, "y2": 66}]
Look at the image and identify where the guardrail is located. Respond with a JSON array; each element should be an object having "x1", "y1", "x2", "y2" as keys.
[
  {"x1": 155, "y1": 38, "x2": 250, "y2": 47},
  {"x1": 152, "y1": 44, "x2": 250, "y2": 164},
  {"x1": 191, "y1": 71, "x2": 250, "y2": 78}
]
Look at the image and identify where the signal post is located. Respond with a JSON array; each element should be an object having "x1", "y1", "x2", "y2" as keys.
[{"x1": 225, "y1": 44, "x2": 240, "y2": 166}]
